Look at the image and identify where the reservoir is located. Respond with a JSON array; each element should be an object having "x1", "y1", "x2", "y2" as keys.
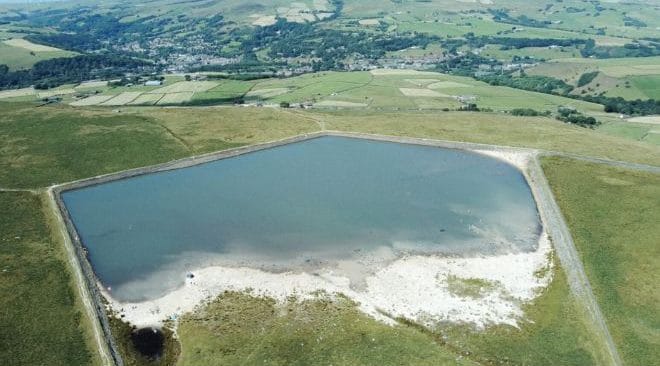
[{"x1": 62, "y1": 136, "x2": 541, "y2": 302}]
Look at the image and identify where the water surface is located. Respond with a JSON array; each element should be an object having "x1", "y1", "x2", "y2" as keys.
[{"x1": 63, "y1": 136, "x2": 541, "y2": 301}]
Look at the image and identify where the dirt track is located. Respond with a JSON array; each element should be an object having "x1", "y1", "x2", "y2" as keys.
[{"x1": 527, "y1": 157, "x2": 623, "y2": 366}]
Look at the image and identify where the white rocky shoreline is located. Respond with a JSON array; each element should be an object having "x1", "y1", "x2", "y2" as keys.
[{"x1": 105, "y1": 147, "x2": 555, "y2": 330}]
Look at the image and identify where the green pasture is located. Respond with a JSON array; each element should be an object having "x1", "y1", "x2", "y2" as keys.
[{"x1": 542, "y1": 157, "x2": 660, "y2": 366}]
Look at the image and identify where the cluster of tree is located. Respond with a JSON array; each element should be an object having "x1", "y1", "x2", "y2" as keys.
[
  {"x1": 463, "y1": 35, "x2": 585, "y2": 50},
  {"x1": 25, "y1": 13, "x2": 174, "y2": 52},
  {"x1": 435, "y1": 53, "x2": 501, "y2": 76},
  {"x1": 488, "y1": 8, "x2": 551, "y2": 28},
  {"x1": 510, "y1": 108, "x2": 551, "y2": 117},
  {"x1": 438, "y1": 36, "x2": 584, "y2": 56},
  {"x1": 243, "y1": 19, "x2": 437, "y2": 71},
  {"x1": 581, "y1": 39, "x2": 660, "y2": 58},
  {"x1": 556, "y1": 107, "x2": 600, "y2": 127},
  {"x1": 581, "y1": 96, "x2": 660, "y2": 116},
  {"x1": 623, "y1": 16, "x2": 647, "y2": 28},
  {"x1": 458, "y1": 103, "x2": 480, "y2": 111},
  {"x1": 0, "y1": 55, "x2": 154, "y2": 89},
  {"x1": 478, "y1": 74, "x2": 575, "y2": 95},
  {"x1": 465, "y1": 68, "x2": 658, "y2": 116},
  {"x1": 576, "y1": 71, "x2": 599, "y2": 87},
  {"x1": 195, "y1": 58, "x2": 288, "y2": 78}
]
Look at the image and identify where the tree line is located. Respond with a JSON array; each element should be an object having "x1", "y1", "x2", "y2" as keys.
[{"x1": 0, "y1": 55, "x2": 155, "y2": 90}]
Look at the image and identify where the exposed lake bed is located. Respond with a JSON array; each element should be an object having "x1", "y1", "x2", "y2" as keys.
[{"x1": 57, "y1": 133, "x2": 553, "y2": 330}]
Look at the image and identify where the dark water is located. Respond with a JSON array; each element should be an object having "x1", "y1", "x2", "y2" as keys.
[
  {"x1": 131, "y1": 328, "x2": 164, "y2": 360},
  {"x1": 62, "y1": 136, "x2": 541, "y2": 302}
]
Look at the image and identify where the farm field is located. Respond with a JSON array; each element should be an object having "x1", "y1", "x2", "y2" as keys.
[
  {"x1": 528, "y1": 57, "x2": 660, "y2": 100},
  {"x1": 100, "y1": 92, "x2": 142, "y2": 106},
  {"x1": 0, "y1": 38, "x2": 77, "y2": 70},
  {"x1": 595, "y1": 118, "x2": 660, "y2": 146},
  {"x1": 542, "y1": 157, "x2": 660, "y2": 366},
  {"x1": 479, "y1": 45, "x2": 580, "y2": 61},
  {"x1": 241, "y1": 70, "x2": 603, "y2": 113},
  {"x1": 50, "y1": 70, "x2": 604, "y2": 115},
  {"x1": 156, "y1": 92, "x2": 195, "y2": 105}
]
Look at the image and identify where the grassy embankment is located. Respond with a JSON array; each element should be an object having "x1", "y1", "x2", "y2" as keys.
[
  {"x1": 176, "y1": 263, "x2": 609, "y2": 365},
  {"x1": 0, "y1": 103, "x2": 319, "y2": 188},
  {"x1": 0, "y1": 191, "x2": 98, "y2": 365},
  {"x1": 542, "y1": 157, "x2": 660, "y2": 366},
  {"x1": 309, "y1": 109, "x2": 660, "y2": 166}
]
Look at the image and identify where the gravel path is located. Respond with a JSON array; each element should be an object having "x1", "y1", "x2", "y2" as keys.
[
  {"x1": 46, "y1": 189, "x2": 116, "y2": 366},
  {"x1": 527, "y1": 156, "x2": 623, "y2": 366},
  {"x1": 541, "y1": 151, "x2": 660, "y2": 174}
]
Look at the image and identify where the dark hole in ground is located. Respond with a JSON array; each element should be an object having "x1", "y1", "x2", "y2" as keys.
[{"x1": 131, "y1": 327, "x2": 164, "y2": 360}]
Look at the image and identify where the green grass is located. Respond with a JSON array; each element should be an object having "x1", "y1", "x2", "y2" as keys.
[
  {"x1": 596, "y1": 119, "x2": 660, "y2": 145},
  {"x1": 528, "y1": 57, "x2": 660, "y2": 85},
  {"x1": 220, "y1": 70, "x2": 604, "y2": 113},
  {"x1": 177, "y1": 292, "x2": 479, "y2": 366},
  {"x1": 133, "y1": 106, "x2": 320, "y2": 154},
  {"x1": 629, "y1": 75, "x2": 660, "y2": 100},
  {"x1": 542, "y1": 157, "x2": 660, "y2": 366},
  {"x1": 0, "y1": 191, "x2": 97, "y2": 365},
  {"x1": 445, "y1": 275, "x2": 498, "y2": 299},
  {"x1": 176, "y1": 260, "x2": 609, "y2": 366},
  {"x1": 0, "y1": 103, "x2": 321, "y2": 188},
  {"x1": 437, "y1": 265, "x2": 609, "y2": 365},
  {"x1": 313, "y1": 110, "x2": 660, "y2": 166},
  {"x1": 0, "y1": 41, "x2": 77, "y2": 70},
  {"x1": 480, "y1": 45, "x2": 580, "y2": 61},
  {"x1": 0, "y1": 103, "x2": 190, "y2": 188}
]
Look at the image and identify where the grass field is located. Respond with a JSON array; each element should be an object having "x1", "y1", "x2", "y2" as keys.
[
  {"x1": 528, "y1": 57, "x2": 660, "y2": 100},
  {"x1": 313, "y1": 110, "x2": 660, "y2": 166},
  {"x1": 244, "y1": 71, "x2": 602, "y2": 113},
  {"x1": 148, "y1": 81, "x2": 219, "y2": 94},
  {"x1": 0, "y1": 87, "x2": 35, "y2": 99},
  {"x1": 177, "y1": 293, "x2": 477, "y2": 366},
  {"x1": 438, "y1": 264, "x2": 610, "y2": 365},
  {"x1": 0, "y1": 103, "x2": 189, "y2": 188},
  {"x1": 0, "y1": 38, "x2": 77, "y2": 70},
  {"x1": 70, "y1": 95, "x2": 115, "y2": 106},
  {"x1": 100, "y1": 92, "x2": 142, "y2": 106},
  {"x1": 128, "y1": 93, "x2": 163, "y2": 106},
  {"x1": 177, "y1": 263, "x2": 609, "y2": 366},
  {"x1": 542, "y1": 157, "x2": 660, "y2": 366},
  {"x1": 0, "y1": 191, "x2": 98, "y2": 366},
  {"x1": 479, "y1": 45, "x2": 580, "y2": 61},
  {"x1": 3, "y1": 103, "x2": 660, "y2": 191},
  {"x1": 132, "y1": 107, "x2": 319, "y2": 154},
  {"x1": 52, "y1": 69, "x2": 604, "y2": 114},
  {"x1": 156, "y1": 92, "x2": 194, "y2": 105}
]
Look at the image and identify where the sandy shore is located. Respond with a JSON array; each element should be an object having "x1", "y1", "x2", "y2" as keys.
[
  {"x1": 105, "y1": 147, "x2": 553, "y2": 330},
  {"x1": 107, "y1": 232, "x2": 552, "y2": 329}
]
